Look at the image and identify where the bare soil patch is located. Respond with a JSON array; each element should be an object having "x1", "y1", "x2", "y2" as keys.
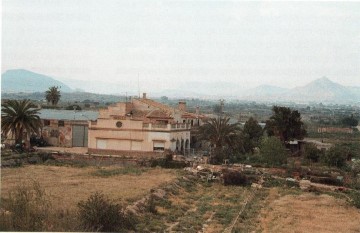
[
  {"x1": 260, "y1": 188, "x2": 360, "y2": 233},
  {"x1": 1, "y1": 165, "x2": 177, "y2": 211}
]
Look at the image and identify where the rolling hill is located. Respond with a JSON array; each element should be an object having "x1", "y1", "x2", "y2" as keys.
[{"x1": 1, "y1": 69, "x2": 72, "y2": 93}]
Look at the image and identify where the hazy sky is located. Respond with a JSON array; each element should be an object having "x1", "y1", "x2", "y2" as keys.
[{"x1": 2, "y1": 1, "x2": 360, "y2": 94}]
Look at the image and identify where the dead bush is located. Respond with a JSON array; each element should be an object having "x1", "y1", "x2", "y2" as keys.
[
  {"x1": 0, "y1": 181, "x2": 51, "y2": 231},
  {"x1": 77, "y1": 192, "x2": 136, "y2": 232},
  {"x1": 222, "y1": 169, "x2": 250, "y2": 186}
]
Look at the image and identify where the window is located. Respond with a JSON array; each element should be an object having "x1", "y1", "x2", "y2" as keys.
[
  {"x1": 43, "y1": 120, "x2": 50, "y2": 126},
  {"x1": 58, "y1": 120, "x2": 65, "y2": 127},
  {"x1": 96, "y1": 139, "x2": 107, "y2": 149},
  {"x1": 153, "y1": 141, "x2": 165, "y2": 151}
]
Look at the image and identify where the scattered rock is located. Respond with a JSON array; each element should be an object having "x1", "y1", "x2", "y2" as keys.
[
  {"x1": 152, "y1": 189, "x2": 166, "y2": 199},
  {"x1": 300, "y1": 180, "x2": 312, "y2": 191}
]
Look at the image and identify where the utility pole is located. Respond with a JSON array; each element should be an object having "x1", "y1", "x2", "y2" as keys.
[{"x1": 219, "y1": 99, "x2": 225, "y2": 117}]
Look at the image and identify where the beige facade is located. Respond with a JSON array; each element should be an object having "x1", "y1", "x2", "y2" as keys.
[{"x1": 88, "y1": 94, "x2": 206, "y2": 155}]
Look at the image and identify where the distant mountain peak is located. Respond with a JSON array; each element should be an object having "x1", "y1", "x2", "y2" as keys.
[
  {"x1": 314, "y1": 76, "x2": 333, "y2": 83},
  {"x1": 304, "y1": 76, "x2": 341, "y2": 89}
]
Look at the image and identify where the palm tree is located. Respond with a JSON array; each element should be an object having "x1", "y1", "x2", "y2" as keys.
[
  {"x1": 1, "y1": 99, "x2": 42, "y2": 144},
  {"x1": 45, "y1": 86, "x2": 61, "y2": 106},
  {"x1": 198, "y1": 117, "x2": 240, "y2": 163}
]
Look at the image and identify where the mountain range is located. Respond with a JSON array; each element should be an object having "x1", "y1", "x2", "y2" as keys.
[
  {"x1": 1, "y1": 69, "x2": 359, "y2": 104},
  {"x1": 239, "y1": 77, "x2": 360, "y2": 103}
]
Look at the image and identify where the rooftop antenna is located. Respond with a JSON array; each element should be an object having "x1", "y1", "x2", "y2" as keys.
[{"x1": 137, "y1": 73, "x2": 140, "y2": 98}]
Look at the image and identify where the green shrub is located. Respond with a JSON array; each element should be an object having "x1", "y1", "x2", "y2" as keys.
[
  {"x1": 77, "y1": 192, "x2": 135, "y2": 232},
  {"x1": 304, "y1": 143, "x2": 322, "y2": 163},
  {"x1": 0, "y1": 181, "x2": 51, "y2": 231},
  {"x1": 322, "y1": 145, "x2": 348, "y2": 168},
  {"x1": 260, "y1": 137, "x2": 288, "y2": 166}
]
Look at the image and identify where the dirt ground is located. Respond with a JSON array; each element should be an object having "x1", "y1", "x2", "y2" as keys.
[
  {"x1": 1, "y1": 165, "x2": 177, "y2": 211},
  {"x1": 259, "y1": 188, "x2": 360, "y2": 233}
]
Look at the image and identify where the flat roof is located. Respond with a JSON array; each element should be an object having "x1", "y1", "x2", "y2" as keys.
[{"x1": 39, "y1": 109, "x2": 98, "y2": 121}]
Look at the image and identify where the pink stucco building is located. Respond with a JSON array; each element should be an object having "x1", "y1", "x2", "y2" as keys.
[{"x1": 88, "y1": 93, "x2": 206, "y2": 156}]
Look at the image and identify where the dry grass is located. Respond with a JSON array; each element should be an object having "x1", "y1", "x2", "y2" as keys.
[
  {"x1": 259, "y1": 188, "x2": 360, "y2": 233},
  {"x1": 1, "y1": 165, "x2": 177, "y2": 211}
]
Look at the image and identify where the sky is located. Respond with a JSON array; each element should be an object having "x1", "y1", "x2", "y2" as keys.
[{"x1": 2, "y1": 1, "x2": 360, "y2": 95}]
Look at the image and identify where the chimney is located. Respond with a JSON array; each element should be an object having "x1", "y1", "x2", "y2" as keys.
[
  {"x1": 195, "y1": 106, "x2": 200, "y2": 115},
  {"x1": 178, "y1": 101, "x2": 186, "y2": 111},
  {"x1": 142, "y1": 93, "x2": 147, "y2": 99}
]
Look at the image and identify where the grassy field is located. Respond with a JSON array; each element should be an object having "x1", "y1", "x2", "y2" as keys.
[
  {"x1": 1, "y1": 164, "x2": 360, "y2": 232},
  {"x1": 1, "y1": 165, "x2": 178, "y2": 211}
]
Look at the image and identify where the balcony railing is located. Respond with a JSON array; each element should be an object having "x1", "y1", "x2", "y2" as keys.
[
  {"x1": 142, "y1": 123, "x2": 191, "y2": 131},
  {"x1": 152, "y1": 124, "x2": 167, "y2": 129}
]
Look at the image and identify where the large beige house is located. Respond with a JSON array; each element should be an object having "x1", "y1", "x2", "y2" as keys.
[{"x1": 88, "y1": 93, "x2": 205, "y2": 156}]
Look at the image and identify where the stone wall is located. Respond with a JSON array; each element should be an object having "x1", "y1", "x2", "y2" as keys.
[{"x1": 88, "y1": 148, "x2": 166, "y2": 158}]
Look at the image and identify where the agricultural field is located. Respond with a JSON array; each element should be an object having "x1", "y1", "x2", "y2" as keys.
[
  {"x1": 1, "y1": 162, "x2": 360, "y2": 232},
  {"x1": 258, "y1": 188, "x2": 360, "y2": 233}
]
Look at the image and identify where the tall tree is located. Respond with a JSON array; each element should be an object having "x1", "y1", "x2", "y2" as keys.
[
  {"x1": 265, "y1": 106, "x2": 307, "y2": 143},
  {"x1": 45, "y1": 86, "x2": 61, "y2": 106},
  {"x1": 198, "y1": 117, "x2": 240, "y2": 163},
  {"x1": 243, "y1": 117, "x2": 263, "y2": 153},
  {"x1": 341, "y1": 115, "x2": 359, "y2": 127},
  {"x1": 1, "y1": 99, "x2": 42, "y2": 144}
]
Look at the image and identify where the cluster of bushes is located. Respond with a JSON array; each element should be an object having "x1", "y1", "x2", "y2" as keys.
[
  {"x1": 304, "y1": 143, "x2": 352, "y2": 169},
  {"x1": 228, "y1": 137, "x2": 288, "y2": 167},
  {"x1": 0, "y1": 182, "x2": 136, "y2": 232}
]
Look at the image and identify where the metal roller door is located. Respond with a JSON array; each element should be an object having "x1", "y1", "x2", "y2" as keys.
[
  {"x1": 72, "y1": 125, "x2": 88, "y2": 147},
  {"x1": 153, "y1": 141, "x2": 165, "y2": 151}
]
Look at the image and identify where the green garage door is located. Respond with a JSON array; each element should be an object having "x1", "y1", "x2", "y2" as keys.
[{"x1": 72, "y1": 125, "x2": 88, "y2": 147}]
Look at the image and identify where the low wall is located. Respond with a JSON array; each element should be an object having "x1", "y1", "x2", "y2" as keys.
[{"x1": 88, "y1": 148, "x2": 166, "y2": 158}]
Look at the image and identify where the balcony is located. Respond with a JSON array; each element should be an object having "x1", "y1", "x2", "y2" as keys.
[{"x1": 142, "y1": 123, "x2": 191, "y2": 131}]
